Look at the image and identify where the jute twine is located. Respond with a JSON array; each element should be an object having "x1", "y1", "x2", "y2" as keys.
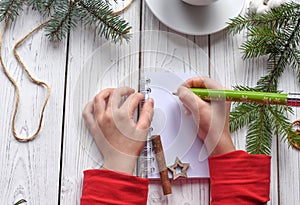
[
  {"x1": 0, "y1": 1, "x2": 133, "y2": 142},
  {"x1": 0, "y1": 20, "x2": 51, "y2": 142}
]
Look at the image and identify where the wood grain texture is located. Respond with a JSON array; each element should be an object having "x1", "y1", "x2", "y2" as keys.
[
  {"x1": 210, "y1": 29, "x2": 279, "y2": 205},
  {"x1": 60, "y1": 1, "x2": 142, "y2": 204},
  {"x1": 276, "y1": 2, "x2": 300, "y2": 205},
  {"x1": 1, "y1": 0, "x2": 298, "y2": 204},
  {"x1": 209, "y1": 0, "x2": 300, "y2": 204},
  {"x1": 142, "y1": 2, "x2": 210, "y2": 205},
  {"x1": 0, "y1": 7, "x2": 67, "y2": 205},
  {"x1": 277, "y1": 71, "x2": 300, "y2": 205}
]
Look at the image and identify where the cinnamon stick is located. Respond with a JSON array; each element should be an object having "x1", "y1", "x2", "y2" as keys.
[{"x1": 151, "y1": 135, "x2": 172, "y2": 195}]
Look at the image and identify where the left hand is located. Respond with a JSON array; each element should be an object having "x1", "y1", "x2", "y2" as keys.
[{"x1": 82, "y1": 87, "x2": 154, "y2": 174}]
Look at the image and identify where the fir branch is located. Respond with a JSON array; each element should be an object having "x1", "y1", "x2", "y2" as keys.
[
  {"x1": 267, "y1": 105, "x2": 295, "y2": 141},
  {"x1": 45, "y1": 1, "x2": 78, "y2": 41},
  {"x1": 229, "y1": 86, "x2": 263, "y2": 132},
  {"x1": 257, "y1": 17, "x2": 300, "y2": 91},
  {"x1": 27, "y1": 0, "x2": 43, "y2": 12},
  {"x1": 230, "y1": 102, "x2": 259, "y2": 132},
  {"x1": 257, "y1": 52, "x2": 290, "y2": 91},
  {"x1": 246, "y1": 105, "x2": 272, "y2": 155},
  {"x1": 43, "y1": 0, "x2": 58, "y2": 14},
  {"x1": 240, "y1": 26, "x2": 281, "y2": 59},
  {"x1": 0, "y1": 0, "x2": 25, "y2": 21},
  {"x1": 0, "y1": 0, "x2": 132, "y2": 42},
  {"x1": 227, "y1": 2, "x2": 300, "y2": 35},
  {"x1": 291, "y1": 49, "x2": 300, "y2": 67},
  {"x1": 228, "y1": 2, "x2": 300, "y2": 92},
  {"x1": 229, "y1": 85, "x2": 297, "y2": 155},
  {"x1": 28, "y1": 0, "x2": 60, "y2": 15},
  {"x1": 77, "y1": 0, "x2": 131, "y2": 42}
]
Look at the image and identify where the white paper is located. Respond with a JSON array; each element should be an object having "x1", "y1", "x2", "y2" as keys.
[{"x1": 145, "y1": 72, "x2": 209, "y2": 179}]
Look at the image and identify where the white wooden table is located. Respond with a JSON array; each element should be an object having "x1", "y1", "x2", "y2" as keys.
[{"x1": 1, "y1": 0, "x2": 300, "y2": 204}]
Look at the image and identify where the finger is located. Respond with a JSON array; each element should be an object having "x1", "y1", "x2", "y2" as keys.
[
  {"x1": 94, "y1": 88, "x2": 114, "y2": 115},
  {"x1": 183, "y1": 76, "x2": 207, "y2": 88},
  {"x1": 184, "y1": 77, "x2": 224, "y2": 90},
  {"x1": 108, "y1": 86, "x2": 135, "y2": 110},
  {"x1": 83, "y1": 102, "x2": 108, "y2": 151},
  {"x1": 183, "y1": 104, "x2": 192, "y2": 115},
  {"x1": 82, "y1": 101, "x2": 95, "y2": 123},
  {"x1": 82, "y1": 101, "x2": 101, "y2": 136},
  {"x1": 177, "y1": 86, "x2": 206, "y2": 115},
  {"x1": 122, "y1": 92, "x2": 144, "y2": 119},
  {"x1": 136, "y1": 98, "x2": 154, "y2": 130}
]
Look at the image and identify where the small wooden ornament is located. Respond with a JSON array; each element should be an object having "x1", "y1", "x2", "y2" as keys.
[
  {"x1": 168, "y1": 157, "x2": 190, "y2": 180},
  {"x1": 288, "y1": 120, "x2": 300, "y2": 150},
  {"x1": 111, "y1": 0, "x2": 135, "y2": 15}
]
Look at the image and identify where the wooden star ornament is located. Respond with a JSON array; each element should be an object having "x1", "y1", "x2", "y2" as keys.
[{"x1": 168, "y1": 157, "x2": 190, "y2": 180}]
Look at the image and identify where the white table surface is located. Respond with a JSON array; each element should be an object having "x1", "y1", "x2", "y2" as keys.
[{"x1": 0, "y1": 0, "x2": 300, "y2": 204}]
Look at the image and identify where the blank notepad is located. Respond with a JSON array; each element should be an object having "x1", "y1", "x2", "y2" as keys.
[{"x1": 139, "y1": 72, "x2": 209, "y2": 179}]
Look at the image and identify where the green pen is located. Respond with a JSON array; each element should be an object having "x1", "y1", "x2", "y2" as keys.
[{"x1": 176, "y1": 88, "x2": 300, "y2": 107}]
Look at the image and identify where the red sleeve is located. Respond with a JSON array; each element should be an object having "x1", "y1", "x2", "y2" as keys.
[
  {"x1": 80, "y1": 169, "x2": 149, "y2": 205},
  {"x1": 209, "y1": 150, "x2": 271, "y2": 205}
]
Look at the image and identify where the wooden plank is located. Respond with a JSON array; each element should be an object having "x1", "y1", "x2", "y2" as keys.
[
  {"x1": 207, "y1": 0, "x2": 300, "y2": 204},
  {"x1": 0, "y1": 7, "x2": 67, "y2": 205},
  {"x1": 59, "y1": 1, "x2": 142, "y2": 204},
  {"x1": 142, "y1": 2, "x2": 210, "y2": 205},
  {"x1": 277, "y1": 70, "x2": 300, "y2": 204},
  {"x1": 276, "y1": 2, "x2": 300, "y2": 205},
  {"x1": 210, "y1": 29, "x2": 279, "y2": 205}
]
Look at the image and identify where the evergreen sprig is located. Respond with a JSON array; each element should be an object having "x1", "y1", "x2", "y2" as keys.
[
  {"x1": 27, "y1": 0, "x2": 59, "y2": 15},
  {"x1": 77, "y1": 0, "x2": 131, "y2": 42},
  {"x1": 227, "y1": 2, "x2": 300, "y2": 154},
  {"x1": 44, "y1": 1, "x2": 77, "y2": 41},
  {"x1": 0, "y1": 0, "x2": 25, "y2": 22},
  {"x1": 246, "y1": 104, "x2": 272, "y2": 155},
  {"x1": 229, "y1": 86, "x2": 263, "y2": 131},
  {"x1": 227, "y1": 2, "x2": 300, "y2": 35},
  {"x1": 230, "y1": 86, "x2": 297, "y2": 155},
  {"x1": 0, "y1": 0, "x2": 131, "y2": 42},
  {"x1": 230, "y1": 87, "x2": 296, "y2": 155}
]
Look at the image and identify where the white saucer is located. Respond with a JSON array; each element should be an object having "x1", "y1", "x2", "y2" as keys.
[{"x1": 145, "y1": 0, "x2": 245, "y2": 35}]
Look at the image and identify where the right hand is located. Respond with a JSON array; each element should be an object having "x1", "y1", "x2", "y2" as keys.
[{"x1": 177, "y1": 77, "x2": 235, "y2": 156}]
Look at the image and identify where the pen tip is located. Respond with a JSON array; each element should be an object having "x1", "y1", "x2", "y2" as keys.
[{"x1": 172, "y1": 92, "x2": 177, "y2": 96}]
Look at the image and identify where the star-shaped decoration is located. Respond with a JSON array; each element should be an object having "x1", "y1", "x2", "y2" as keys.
[{"x1": 168, "y1": 157, "x2": 190, "y2": 180}]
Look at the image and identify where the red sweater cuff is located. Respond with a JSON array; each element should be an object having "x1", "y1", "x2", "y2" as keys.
[
  {"x1": 81, "y1": 169, "x2": 149, "y2": 205},
  {"x1": 209, "y1": 150, "x2": 271, "y2": 205}
]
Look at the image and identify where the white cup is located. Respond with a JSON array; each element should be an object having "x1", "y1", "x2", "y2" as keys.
[{"x1": 182, "y1": 0, "x2": 218, "y2": 6}]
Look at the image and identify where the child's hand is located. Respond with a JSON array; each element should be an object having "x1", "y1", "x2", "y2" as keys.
[
  {"x1": 82, "y1": 87, "x2": 154, "y2": 174},
  {"x1": 177, "y1": 77, "x2": 235, "y2": 156}
]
